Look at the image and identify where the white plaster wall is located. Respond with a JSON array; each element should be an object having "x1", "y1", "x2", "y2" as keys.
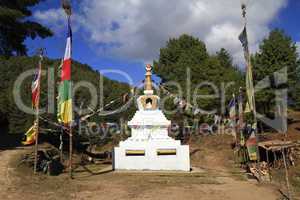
[{"x1": 113, "y1": 141, "x2": 190, "y2": 171}]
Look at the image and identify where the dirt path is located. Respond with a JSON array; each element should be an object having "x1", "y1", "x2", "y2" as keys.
[
  {"x1": 0, "y1": 148, "x2": 281, "y2": 200},
  {"x1": 0, "y1": 148, "x2": 25, "y2": 199}
]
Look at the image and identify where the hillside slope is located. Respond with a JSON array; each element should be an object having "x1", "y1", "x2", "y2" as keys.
[{"x1": 0, "y1": 56, "x2": 135, "y2": 135}]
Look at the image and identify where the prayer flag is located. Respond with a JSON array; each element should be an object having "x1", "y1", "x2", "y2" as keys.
[{"x1": 57, "y1": 18, "x2": 73, "y2": 124}]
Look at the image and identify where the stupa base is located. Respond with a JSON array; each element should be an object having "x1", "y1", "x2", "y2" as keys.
[{"x1": 113, "y1": 140, "x2": 190, "y2": 171}]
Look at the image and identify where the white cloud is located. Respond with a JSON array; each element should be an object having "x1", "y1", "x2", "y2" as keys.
[
  {"x1": 34, "y1": 0, "x2": 288, "y2": 65},
  {"x1": 34, "y1": 8, "x2": 65, "y2": 33},
  {"x1": 33, "y1": 8, "x2": 81, "y2": 34}
]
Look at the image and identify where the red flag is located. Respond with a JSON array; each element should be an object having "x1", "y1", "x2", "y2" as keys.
[{"x1": 32, "y1": 61, "x2": 42, "y2": 108}]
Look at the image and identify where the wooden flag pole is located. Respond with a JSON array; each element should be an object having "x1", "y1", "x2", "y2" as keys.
[
  {"x1": 58, "y1": 59, "x2": 64, "y2": 164},
  {"x1": 33, "y1": 102, "x2": 40, "y2": 174},
  {"x1": 60, "y1": 128, "x2": 63, "y2": 163},
  {"x1": 241, "y1": 4, "x2": 258, "y2": 127},
  {"x1": 232, "y1": 94, "x2": 238, "y2": 143},
  {"x1": 240, "y1": 4, "x2": 261, "y2": 182},
  {"x1": 282, "y1": 147, "x2": 292, "y2": 199},
  {"x1": 282, "y1": 103, "x2": 292, "y2": 199},
  {"x1": 69, "y1": 124, "x2": 73, "y2": 178},
  {"x1": 241, "y1": 4, "x2": 260, "y2": 164},
  {"x1": 61, "y1": 0, "x2": 73, "y2": 179},
  {"x1": 68, "y1": 13, "x2": 73, "y2": 179},
  {"x1": 33, "y1": 107, "x2": 40, "y2": 174},
  {"x1": 34, "y1": 49, "x2": 43, "y2": 174}
]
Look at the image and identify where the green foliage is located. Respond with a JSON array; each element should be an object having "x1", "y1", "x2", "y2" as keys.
[
  {"x1": 0, "y1": 0, "x2": 53, "y2": 56},
  {"x1": 153, "y1": 34, "x2": 243, "y2": 121},
  {"x1": 216, "y1": 48, "x2": 233, "y2": 69},
  {"x1": 154, "y1": 34, "x2": 208, "y2": 84},
  {"x1": 0, "y1": 56, "x2": 135, "y2": 134},
  {"x1": 252, "y1": 29, "x2": 300, "y2": 113}
]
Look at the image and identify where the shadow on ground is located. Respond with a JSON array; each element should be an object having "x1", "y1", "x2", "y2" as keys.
[{"x1": 0, "y1": 132, "x2": 23, "y2": 150}]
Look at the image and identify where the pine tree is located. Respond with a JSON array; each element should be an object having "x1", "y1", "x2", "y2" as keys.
[
  {"x1": 216, "y1": 48, "x2": 233, "y2": 68},
  {"x1": 153, "y1": 35, "x2": 243, "y2": 119},
  {"x1": 0, "y1": 0, "x2": 53, "y2": 56},
  {"x1": 253, "y1": 29, "x2": 300, "y2": 113}
]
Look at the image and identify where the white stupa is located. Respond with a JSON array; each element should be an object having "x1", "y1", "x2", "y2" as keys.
[{"x1": 113, "y1": 64, "x2": 190, "y2": 171}]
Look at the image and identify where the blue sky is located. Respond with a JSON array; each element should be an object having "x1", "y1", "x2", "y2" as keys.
[
  {"x1": 25, "y1": 0, "x2": 299, "y2": 85},
  {"x1": 270, "y1": 0, "x2": 300, "y2": 42}
]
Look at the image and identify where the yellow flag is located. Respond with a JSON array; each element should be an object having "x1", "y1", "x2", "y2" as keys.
[
  {"x1": 246, "y1": 62, "x2": 255, "y2": 112},
  {"x1": 22, "y1": 125, "x2": 37, "y2": 145},
  {"x1": 244, "y1": 102, "x2": 251, "y2": 113}
]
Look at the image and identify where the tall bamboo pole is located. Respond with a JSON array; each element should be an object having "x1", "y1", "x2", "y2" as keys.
[
  {"x1": 61, "y1": 0, "x2": 73, "y2": 179},
  {"x1": 58, "y1": 59, "x2": 64, "y2": 164},
  {"x1": 232, "y1": 94, "x2": 237, "y2": 142},
  {"x1": 282, "y1": 147, "x2": 292, "y2": 199},
  {"x1": 69, "y1": 124, "x2": 73, "y2": 178},
  {"x1": 68, "y1": 14, "x2": 73, "y2": 179},
  {"x1": 241, "y1": 4, "x2": 260, "y2": 163},
  {"x1": 34, "y1": 49, "x2": 43, "y2": 174},
  {"x1": 282, "y1": 101, "x2": 292, "y2": 199},
  {"x1": 60, "y1": 128, "x2": 63, "y2": 163}
]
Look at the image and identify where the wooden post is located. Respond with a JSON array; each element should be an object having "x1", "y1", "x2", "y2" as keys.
[
  {"x1": 69, "y1": 125, "x2": 73, "y2": 178},
  {"x1": 266, "y1": 149, "x2": 271, "y2": 181},
  {"x1": 61, "y1": 0, "x2": 73, "y2": 179},
  {"x1": 33, "y1": 114, "x2": 40, "y2": 174},
  {"x1": 241, "y1": 3, "x2": 260, "y2": 163},
  {"x1": 282, "y1": 148, "x2": 292, "y2": 199},
  {"x1": 274, "y1": 151, "x2": 277, "y2": 168},
  {"x1": 34, "y1": 50, "x2": 43, "y2": 174},
  {"x1": 60, "y1": 128, "x2": 63, "y2": 163},
  {"x1": 231, "y1": 94, "x2": 238, "y2": 143}
]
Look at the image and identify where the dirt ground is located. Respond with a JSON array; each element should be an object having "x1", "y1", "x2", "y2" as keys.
[
  {"x1": 2, "y1": 111, "x2": 300, "y2": 200},
  {"x1": 0, "y1": 144, "x2": 282, "y2": 200}
]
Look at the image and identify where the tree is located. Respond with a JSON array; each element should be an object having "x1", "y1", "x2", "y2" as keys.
[
  {"x1": 0, "y1": 56, "x2": 135, "y2": 134},
  {"x1": 216, "y1": 48, "x2": 233, "y2": 68},
  {"x1": 153, "y1": 35, "x2": 243, "y2": 120},
  {"x1": 0, "y1": 0, "x2": 53, "y2": 56},
  {"x1": 252, "y1": 29, "x2": 300, "y2": 113},
  {"x1": 154, "y1": 34, "x2": 208, "y2": 84}
]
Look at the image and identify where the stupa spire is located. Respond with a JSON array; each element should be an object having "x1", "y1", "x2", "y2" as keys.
[{"x1": 144, "y1": 64, "x2": 153, "y2": 94}]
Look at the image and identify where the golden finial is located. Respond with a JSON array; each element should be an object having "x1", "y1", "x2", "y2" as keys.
[{"x1": 144, "y1": 64, "x2": 152, "y2": 92}]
